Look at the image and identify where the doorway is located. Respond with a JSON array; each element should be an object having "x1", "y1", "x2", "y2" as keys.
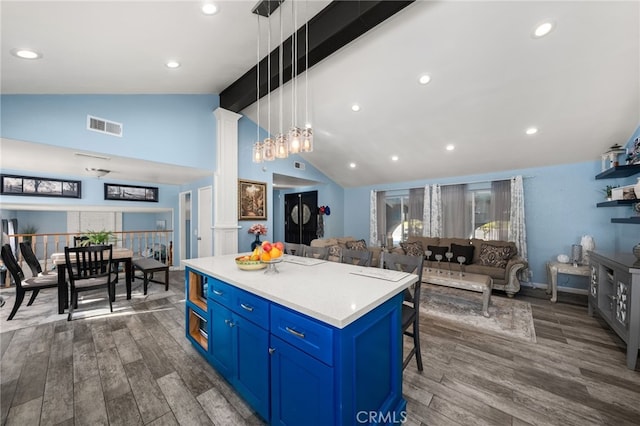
[
  {"x1": 197, "y1": 186, "x2": 213, "y2": 257},
  {"x1": 284, "y1": 191, "x2": 318, "y2": 245},
  {"x1": 179, "y1": 191, "x2": 192, "y2": 260}
]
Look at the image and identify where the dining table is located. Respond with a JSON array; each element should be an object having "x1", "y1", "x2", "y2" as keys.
[{"x1": 51, "y1": 247, "x2": 134, "y2": 314}]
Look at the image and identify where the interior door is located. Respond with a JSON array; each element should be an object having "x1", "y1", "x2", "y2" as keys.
[
  {"x1": 198, "y1": 186, "x2": 213, "y2": 257},
  {"x1": 284, "y1": 191, "x2": 317, "y2": 245}
]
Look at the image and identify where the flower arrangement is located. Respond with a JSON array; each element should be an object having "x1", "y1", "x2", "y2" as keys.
[{"x1": 248, "y1": 223, "x2": 267, "y2": 235}]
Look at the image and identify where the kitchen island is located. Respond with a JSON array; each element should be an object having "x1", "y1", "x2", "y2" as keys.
[{"x1": 183, "y1": 253, "x2": 418, "y2": 425}]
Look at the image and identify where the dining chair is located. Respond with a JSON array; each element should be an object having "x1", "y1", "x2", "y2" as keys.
[
  {"x1": 19, "y1": 241, "x2": 56, "y2": 278},
  {"x1": 302, "y1": 245, "x2": 329, "y2": 260},
  {"x1": 1, "y1": 244, "x2": 58, "y2": 320},
  {"x1": 340, "y1": 248, "x2": 372, "y2": 266},
  {"x1": 379, "y1": 251, "x2": 424, "y2": 371},
  {"x1": 64, "y1": 244, "x2": 115, "y2": 321},
  {"x1": 284, "y1": 243, "x2": 303, "y2": 256}
]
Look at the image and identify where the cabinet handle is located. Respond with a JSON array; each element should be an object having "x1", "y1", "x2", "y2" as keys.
[
  {"x1": 268, "y1": 347, "x2": 275, "y2": 355},
  {"x1": 213, "y1": 289, "x2": 223, "y2": 296},
  {"x1": 285, "y1": 326, "x2": 305, "y2": 338},
  {"x1": 224, "y1": 319, "x2": 230, "y2": 325},
  {"x1": 240, "y1": 303, "x2": 254, "y2": 312}
]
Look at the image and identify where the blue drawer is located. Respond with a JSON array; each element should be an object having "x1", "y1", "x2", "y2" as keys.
[
  {"x1": 270, "y1": 305, "x2": 333, "y2": 366},
  {"x1": 208, "y1": 278, "x2": 235, "y2": 307},
  {"x1": 234, "y1": 288, "x2": 269, "y2": 329}
]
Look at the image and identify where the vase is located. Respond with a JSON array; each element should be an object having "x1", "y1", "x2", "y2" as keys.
[
  {"x1": 251, "y1": 234, "x2": 262, "y2": 251},
  {"x1": 633, "y1": 243, "x2": 640, "y2": 260}
]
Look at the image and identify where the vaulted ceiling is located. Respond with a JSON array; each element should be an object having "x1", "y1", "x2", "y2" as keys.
[{"x1": 2, "y1": 1, "x2": 638, "y2": 187}]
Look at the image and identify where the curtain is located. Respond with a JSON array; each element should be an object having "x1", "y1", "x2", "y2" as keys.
[
  {"x1": 509, "y1": 175, "x2": 527, "y2": 261},
  {"x1": 431, "y1": 184, "x2": 442, "y2": 237},
  {"x1": 490, "y1": 179, "x2": 511, "y2": 241},
  {"x1": 370, "y1": 190, "x2": 387, "y2": 246},
  {"x1": 441, "y1": 184, "x2": 470, "y2": 238},
  {"x1": 407, "y1": 188, "x2": 424, "y2": 237},
  {"x1": 422, "y1": 185, "x2": 430, "y2": 236}
]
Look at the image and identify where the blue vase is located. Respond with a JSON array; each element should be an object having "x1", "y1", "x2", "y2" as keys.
[{"x1": 251, "y1": 234, "x2": 261, "y2": 251}]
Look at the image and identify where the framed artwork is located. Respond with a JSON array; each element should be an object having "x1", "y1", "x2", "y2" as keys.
[
  {"x1": 104, "y1": 183, "x2": 158, "y2": 202},
  {"x1": 1, "y1": 174, "x2": 81, "y2": 198},
  {"x1": 238, "y1": 179, "x2": 267, "y2": 220}
]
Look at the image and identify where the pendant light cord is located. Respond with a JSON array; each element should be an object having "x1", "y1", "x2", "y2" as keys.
[{"x1": 256, "y1": 14, "x2": 260, "y2": 142}]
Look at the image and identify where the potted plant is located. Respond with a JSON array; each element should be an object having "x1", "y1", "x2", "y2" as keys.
[
  {"x1": 80, "y1": 229, "x2": 115, "y2": 246},
  {"x1": 20, "y1": 224, "x2": 38, "y2": 243},
  {"x1": 603, "y1": 185, "x2": 618, "y2": 201}
]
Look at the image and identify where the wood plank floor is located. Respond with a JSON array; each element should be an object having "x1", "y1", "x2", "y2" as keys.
[{"x1": 1, "y1": 273, "x2": 639, "y2": 425}]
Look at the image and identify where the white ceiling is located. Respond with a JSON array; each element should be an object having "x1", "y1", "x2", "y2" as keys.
[{"x1": 1, "y1": 1, "x2": 639, "y2": 188}]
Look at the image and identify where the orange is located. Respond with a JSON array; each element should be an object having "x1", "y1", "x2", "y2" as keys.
[
  {"x1": 270, "y1": 247, "x2": 282, "y2": 258},
  {"x1": 261, "y1": 252, "x2": 271, "y2": 262}
]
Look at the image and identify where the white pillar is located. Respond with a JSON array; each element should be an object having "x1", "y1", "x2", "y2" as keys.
[{"x1": 213, "y1": 107, "x2": 242, "y2": 255}]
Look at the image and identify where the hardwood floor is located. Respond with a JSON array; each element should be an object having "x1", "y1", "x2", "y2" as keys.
[{"x1": 1, "y1": 274, "x2": 639, "y2": 425}]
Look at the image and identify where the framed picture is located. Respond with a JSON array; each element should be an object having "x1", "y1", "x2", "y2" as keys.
[
  {"x1": 104, "y1": 183, "x2": 158, "y2": 202},
  {"x1": 238, "y1": 179, "x2": 267, "y2": 220},
  {"x1": 1, "y1": 174, "x2": 81, "y2": 198}
]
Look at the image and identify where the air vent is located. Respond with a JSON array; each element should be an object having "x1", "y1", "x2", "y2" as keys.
[
  {"x1": 87, "y1": 115, "x2": 123, "y2": 137},
  {"x1": 293, "y1": 161, "x2": 305, "y2": 170}
]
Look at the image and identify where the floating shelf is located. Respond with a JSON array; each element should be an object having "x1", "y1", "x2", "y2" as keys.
[
  {"x1": 595, "y1": 164, "x2": 640, "y2": 179},
  {"x1": 597, "y1": 199, "x2": 638, "y2": 207},
  {"x1": 611, "y1": 217, "x2": 640, "y2": 224}
]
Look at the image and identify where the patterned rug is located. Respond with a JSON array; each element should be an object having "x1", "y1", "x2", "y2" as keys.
[
  {"x1": 419, "y1": 283, "x2": 537, "y2": 343},
  {"x1": 0, "y1": 271, "x2": 181, "y2": 333}
]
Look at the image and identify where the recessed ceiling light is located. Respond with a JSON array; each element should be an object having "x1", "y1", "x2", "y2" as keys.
[
  {"x1": 11, "y1": 48, "x2": 42, "y2": 60},
  {"x1": 351, "y1": 104, "x2": 360, "y2": 112},
  {"x1": 166, "y1": 60, "x2": 181, "y2": 69},
  {"x1": 202, "y1": 3, "x2": 218, "y2": 15},
  {"x1": 525, "y1": 127, "x2": 538, "y2": 135},
  {"x1": 349, "y1": 162, "x2": 357, "y2": 168},
  {"x1": 418, "y1": 74, "x2": 431, "y2": 85},
  {"x1": 533, "y1": 21, "x2": 554, "y2": 38},
  {"x1": 446, "y1": 144, "x2": 455, "y2": 151},
  {"x1": 391, "y1": 155, "x2": 399, "y2": 161}
]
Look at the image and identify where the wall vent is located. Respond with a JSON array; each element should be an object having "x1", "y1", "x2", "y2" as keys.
[
  {"x1": 293, "y1": 161, "x2": 305, "y2": 170},
  {"x1": 87, "y1": 115, "x2": 123, "y2": 137}
]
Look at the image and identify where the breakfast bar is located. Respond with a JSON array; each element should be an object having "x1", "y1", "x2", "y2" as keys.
[{"x1": 183, "y1": 254, "x2": 418, "y2": 425}]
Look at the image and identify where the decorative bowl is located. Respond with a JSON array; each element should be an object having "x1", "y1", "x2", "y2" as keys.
[{"x1": 235, "y1": 256, "x2": 267, "y2": 271}]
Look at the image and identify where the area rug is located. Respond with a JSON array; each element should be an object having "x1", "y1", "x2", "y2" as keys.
[
  {"x1": 0, "y1": 271, "x2": 181, "y2": 333},
  {"x1": 419, "y1": 283, "x2": 537, "y2": 343}
]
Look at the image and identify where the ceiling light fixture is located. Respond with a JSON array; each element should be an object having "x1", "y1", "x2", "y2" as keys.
[
  {"x1": 349, "y1": 162, "x2": 356, "y2": 168},
  {"x1": 391, "y1": 155, "x2": 399, "y2": 161},
  {"x1": 418, "y1": 74, "x2": 431, "y2": 85},
  {"x1": 252, "y1": 0, "x2": 313, "y2": 164},
  {"x1": 525, "y1": 127, "x2": 538, "y2": 135},
  {"x1": 446, "y1": 144, "x2": 455, "y2": 151},
  {"x1": 351, "y1": 104, "x2": 361, "y2": 112},
  {"x1": 533, "y1": 21, "x2": 554, "y2": 38},
  {"x1": 11, "y1": 48, "x2": 42, "y2": 60},
  {"x1": 85, "y1": 168, "x2": 110, "y2": 177},
  {"x1": 201, "y1": 3, "x2": 218, "y2": 15},
  {"x1": 166, "y1": 60, "x2": 181, "y2": 69}
]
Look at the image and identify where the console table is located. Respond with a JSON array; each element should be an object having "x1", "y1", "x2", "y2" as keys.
[
  {"x1": 588, "y1": 252, "x2": 640, "y2": 370},
  {"x1": 546, "y1": 261, "x2": 590, "y2": 303}
]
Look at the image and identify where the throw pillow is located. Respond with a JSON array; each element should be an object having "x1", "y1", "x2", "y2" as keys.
[
  {"x1": 400, "y1": 241, "x2": 424, "y2": 257},
  {"x1": 451, "y1": 243, "x2": 474, "y2": 265},
  {"x1": 478, "y1": 243, "x2": 515, "y2": 268},
  {"x1": 345, "y1": 239, "x2": 367, "y2": 251},
  {"x1": 426, "y1": 245, "x2": 448, "y2": 261}
]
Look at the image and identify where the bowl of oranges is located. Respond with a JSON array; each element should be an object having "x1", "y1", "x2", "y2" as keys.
[{"x1": 235, "y1": 241, "x2": 285, "y2": 271}]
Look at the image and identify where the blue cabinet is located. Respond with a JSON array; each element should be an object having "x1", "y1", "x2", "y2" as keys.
[{"x1": 186, "y1": 266, "x2": 407, "y2": 425}]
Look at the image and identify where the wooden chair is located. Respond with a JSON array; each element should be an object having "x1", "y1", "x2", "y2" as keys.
[
  {"x1": 302, "y1": 245, "x2": 329, "y2": 260},
  {"x1": 64, "y1": 244, "x2": 115, "y2": 321},
  {"x1": 1, "y1": 244, "x2": 58, "y2": 320},
  {"x1": 284, "y1": 243, "x2": 303, "y2": 256},
  {"x1": 340, "y1": 248, "x2": 372, "y2": 266},
  {"x1": 379, "y1": 251, "x2": 424, "y2": 371},
  {"x1": 19, "y1": 241, "x2": 56, "y2": 278}
]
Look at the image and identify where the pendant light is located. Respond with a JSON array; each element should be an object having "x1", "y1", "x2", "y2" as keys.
[
  {"x1": 288, "y1": 0, "x2": 301, "y2": 154},
  {"x1": 252, "y1": 13, "x2": 264, "y2": 163},
  {"x1": 263, "y1": 9, "x2": 275, "y2": 162},
  {"x1": 275, "y1": 5, "x2": 288, "y2": 159},
  {"x1": 301, "y1": 0, "x2": 313, "y2": 153}
]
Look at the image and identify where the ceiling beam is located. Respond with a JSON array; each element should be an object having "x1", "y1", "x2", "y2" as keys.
[{"x1": 220, "y1": 0, "x2": 414, "y2": 113}]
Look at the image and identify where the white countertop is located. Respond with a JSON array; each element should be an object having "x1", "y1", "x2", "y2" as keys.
[{"x1": 182, "y1": 254, "x2": 418, "y2": 328}]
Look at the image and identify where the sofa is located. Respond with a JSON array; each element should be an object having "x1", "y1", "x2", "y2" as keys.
[
  {"x1": 392, "y1": 236, "x2": 528, "y2": 297},
  {"x1": 310, "y1": 235, "x2": 527, "y2": 297},
  {"x1": 310, "y1": 237, "x2": 383, "y2": 267}
]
